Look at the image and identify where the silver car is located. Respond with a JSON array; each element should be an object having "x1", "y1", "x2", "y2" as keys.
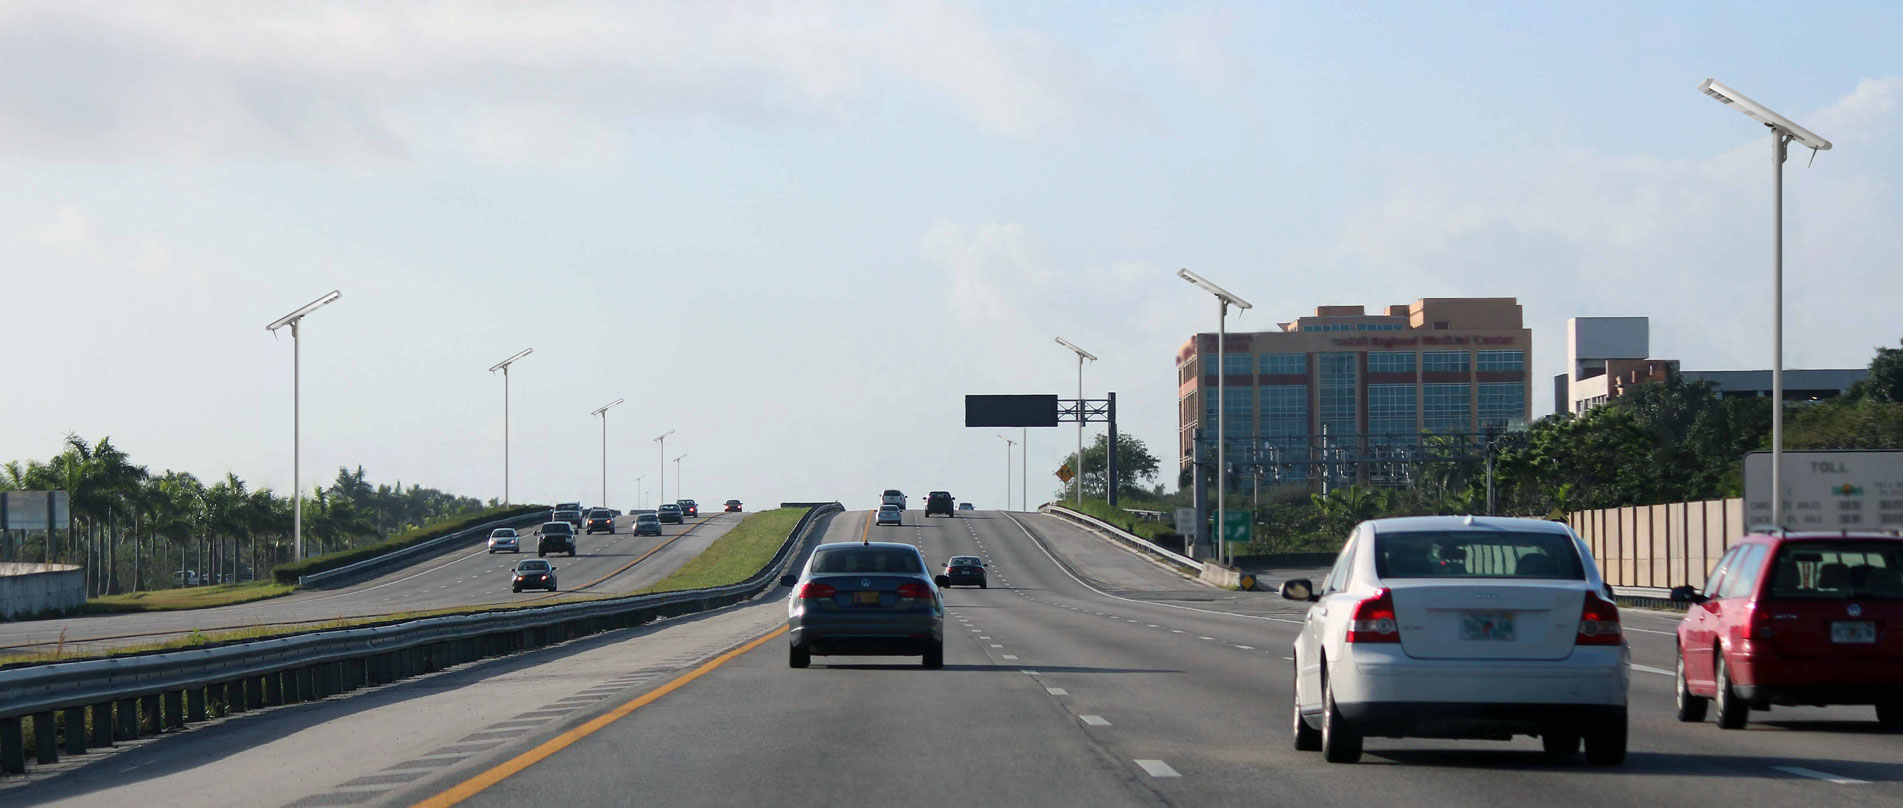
[
  {"x1": 487, "y1": 528, "x2": 521, "y2": 553},
  {"x1": 781, "y1": 542, "x2": 950, "y2": 669},
  {"x1": 876, "y1": 504, "x2": 903, "y2": 526}
]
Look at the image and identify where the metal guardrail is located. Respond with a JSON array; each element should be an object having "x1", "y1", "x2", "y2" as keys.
[
  {"x1": 1040, "y1": 505, "x2": 1202, "y2": 572},
  {"x1": 297, "y1": 508, "x2": 552, "y2": 589},
  {"x1": 0, "y1": 503, "x2": 842, "y2": 775}
]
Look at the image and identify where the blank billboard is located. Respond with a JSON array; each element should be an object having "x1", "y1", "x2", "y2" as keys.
[{"x1": 965, "y1": 395, "x2": 1059, "y2": 427}]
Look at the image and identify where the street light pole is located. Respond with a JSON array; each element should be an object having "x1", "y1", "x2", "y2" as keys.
[
  {"x1": 1021, "y1": 426, "x2": 1028, "y2": 511},
  {"x1": 1055, "y1": 338, "x2": 1097, "y2": 509},
  {"x1": 634, "y1": 475, "x2": 646, "y2": 510},
  {"x1": 266, "y1": 290, "x2": 341, "y2": 562},
  {"x1": 653, "y1": 430, "x2": 675, "y2": 508},
  {"x1": 1178, "y1": 269, "x2": 1252, "y2": 564},
  {"x1": 591, "y1": 399, "x2": 624, "y2": 508},
  {"x1": 1699, "y1": 78, "x2": 1831, "y2": 529},
  {"x1": 488, "y1": 348, "x2": 533, "y2": 506},
  {"x1": 997, "y1": 433, "x2": 1017, "y2": 511},
  {"x1": 674, "y1": 454, "x2": 687, "y2": 503}
]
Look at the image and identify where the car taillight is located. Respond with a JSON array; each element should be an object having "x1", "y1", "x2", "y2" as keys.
[
  {"x1": 1745, "y1": 605, "x2": 1774, "y2": 642},
  {"x1": 799, "y1": 582, "x2": 836, "y2": 599},
  {"x1": 1345, "y1": 588, "x2": 1400, "y2": 643},
  {"x1": 896, "y1": 582, "x2": 933, "y2": 600},
  {"x1": 1576, "y1": 591, "x2": 1623, "y2": 645}
]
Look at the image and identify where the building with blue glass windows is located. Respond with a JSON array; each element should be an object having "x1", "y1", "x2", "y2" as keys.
[{"x1": 1175, "y1": 298, "x2": 1533, "y2": 480}]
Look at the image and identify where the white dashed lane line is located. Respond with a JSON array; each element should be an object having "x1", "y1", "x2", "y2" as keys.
[
  {"x1": 1045, "y1": 687, "x2": 1068, "y2": 696},
  {"x1": 1134, "y1": 760, "x2": 1180, "y2": 778},
  {"x1": 1771, "y1": 766, "x2": 1870, "y2": 784},
  {"x1": 1080, "y1": 715, "x2": 1111, "y2": 727}
]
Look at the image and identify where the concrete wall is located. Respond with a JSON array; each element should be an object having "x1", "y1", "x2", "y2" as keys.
[
  {"x1": 1568, "y1": 498, "x2": 1744, "y2": 589},
  {"x1": 0, "y1": 563, "x2": 86, "y2": 619}
]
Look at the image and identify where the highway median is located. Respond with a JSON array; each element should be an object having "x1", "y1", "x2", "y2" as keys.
[{"x1": 638, "y1": 508, "x2": 808, "y2": 594}]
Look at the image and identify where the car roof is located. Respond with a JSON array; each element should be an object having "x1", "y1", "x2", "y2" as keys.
[
  {"x1": 818, "y1": 541, "x2": 918, "y2": 551},
  {"x1": 1365, "y1": 515, "x2": 1574, "y2": 535},
  {"x1": 1741, "y1": 531, "x2": 1903, "y2": 542},
  {"x1": 541, "y1": 521, "x2": 571, "y2": 528}
]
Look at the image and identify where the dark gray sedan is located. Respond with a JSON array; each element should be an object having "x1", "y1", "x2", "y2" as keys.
[{"x1": 781, "y1": 542, "x2": 950, "y2": 669}]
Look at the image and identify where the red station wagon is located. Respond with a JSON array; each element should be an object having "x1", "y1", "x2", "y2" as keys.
[{"x1": 1671, "y1": 531, "x2": 1903, "y2": 729}]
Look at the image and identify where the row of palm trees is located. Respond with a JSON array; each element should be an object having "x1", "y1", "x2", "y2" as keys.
[{"x1": 1, "y1": 435, "x2": 490, "y2": 596}]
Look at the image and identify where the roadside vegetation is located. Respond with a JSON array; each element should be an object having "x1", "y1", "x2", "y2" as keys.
[
  {"x1": 270, "y1": 504, "x2": 546, "y2": 584},
  {"x1": 82, "y1": 580, "x2": 295, "y2": 613},
  {"x1": 639, "y1": 508, "x2": 808, "y2": 593}
]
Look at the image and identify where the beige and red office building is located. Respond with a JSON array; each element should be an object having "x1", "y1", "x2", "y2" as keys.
[{"x1": 1175, "y1": 298, "x2": 1534, "y2": 475}]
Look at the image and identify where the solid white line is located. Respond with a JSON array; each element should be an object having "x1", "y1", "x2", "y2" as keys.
[
  {"x1": 1624, "y1": 626, "x2": 1674, "y2": 636},
  {"x1": 1771, "y1": 766, "x2": 1869, "y2": 784},
  {"x1": 1046, "y1": 687, "x2": 1069, "y2": 696},
  {"x1": 1629, "y1": 663, "x2": 1673, "y2": 676},
  {"x1": 1080, "y1": 715, "x2": 1111, "y2": 726},
  {"x1": 1134, "y1": 760, "x2": 1180, "y2": 778}
]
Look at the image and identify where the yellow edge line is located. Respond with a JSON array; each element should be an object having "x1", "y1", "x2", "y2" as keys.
[
  {"x1": 409, "y1": 624, "x2": 788, "y2": 808},
  {"x1": 859, "y1": 508, "x2": 872, "y2": 544}
]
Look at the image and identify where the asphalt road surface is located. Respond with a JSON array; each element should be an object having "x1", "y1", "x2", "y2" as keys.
[
  {"x1": 0, "y1": 512, "x2": 737, "y2": 657},
  {"x1": 5, "y1": 508, "x2": 1899, "y2": 808}
]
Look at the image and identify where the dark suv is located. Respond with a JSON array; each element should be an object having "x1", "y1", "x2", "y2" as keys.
[
  {"x1": 679, "y1": 499, "x2": 699, "y2": 518},
  {"x1": 925, "y1": 491, "x2": 955, "y2": 517},
  {"x1": 536, "y1": 522, "x2": 577, "y2": 557},
  {"x1": 584, "y1": 508, "x2": 614, "y2": 534}
]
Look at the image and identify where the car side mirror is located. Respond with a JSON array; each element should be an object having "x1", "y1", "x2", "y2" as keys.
[
  {"x1": 934, "y1": 574, "x2": 952, "y2": 588},
  {"x1": 1280, "y1": 579, "x2": 1317, "y2": 602},
  {"x1": 1669, "y1": 585, "x2": 1707, "y2": 604},
  {"x1": 780, "y1": 574, "x2": 798, "y2": 588}
]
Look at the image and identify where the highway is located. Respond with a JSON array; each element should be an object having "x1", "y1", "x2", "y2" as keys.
[
  {"x1": 4, "y1": 509, "x2": 1900, "y2": 807},
  {"x1": 0, "y1": 512, "x2": 740, "y2": 658}
]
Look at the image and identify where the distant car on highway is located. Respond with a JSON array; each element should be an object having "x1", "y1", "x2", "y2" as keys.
[
  {"x1": 724, "y1": 499, "x2": 743, "y2": 513},
  {"x1": 535, "y1": 521, "x2": 577, "y2": 557},
  {"x1": 585, "y1": 508, "x2": 615, "y2": 535},
  {"x1": 881, "y1": 489, "x2": 905, "y2": 508},
  {"x1": 486, "y1": 528, "x2": 521, "y2": 554},
  {"x1": 678, "y1": 499, "x2": 699, "y2": 518},
  {"x1": 553, "y1": 502, "x2": 582, "y2": 517},
  {"x1": 553, "y1": 509, "x2": 584, "y2": 530},
  {"x1": 512, "y1": 558, "x2": 557, "y2": 593},
  {"x1": 781, "y1": 541, "x2": 950, "y2": 669},
  {"x1": 924, "y1": 491, "x2": 954, "y2": 517},
  {"x1": 632, "y1": 512, "x2": 663, "y2": 536},
  {"x1": 1282, "y1": 515, "x2": 1627, "y2": 765},
  {"x1": 876, "y1": 504, "x2": 902, "y2": 526},
  {"x1": 943, "y1": 555, "x2": 987, "y2": 588},
  {"x1": 657, "y1": 503, "x2": 684, "y2": 524},
  {"x1": 1670, "y1": 531, "x2": 1903, "y2": 730},
  {"x1": 958, "y1": 503, "x2": 975, "y2": 511}
]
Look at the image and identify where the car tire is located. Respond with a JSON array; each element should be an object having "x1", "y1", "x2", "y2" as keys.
[
  {"x1": 1875, "y1": 700, "x2": 1901, "y2": 729},
  {"x1": 789, "y1": 644, "x2": 811, "y2": 669},
  {"x1": 538, "y1": 550, "x2": 546, "y2": 557},
  {"x1": 979, "y1": 581, "x2": 987, "y2": 589},
  {"x1": 1541, "y1": 729, "x2": 1581, "y2": 757},
  {"x1": 922, "y1": 642, "x2": 944, "y2": 669},
  {"x1": 568, "y1": 549, "x2": 576, "y2": 557},
  {"x1": 1674, "y1": 648, "x2": 1709, "y2": 723},
  {"x1": 1319, "y1": 670, "x2": 1362, "y2": 764},
  {"x1": 1292, "y1": 667, "x2": 1322, "y2": 751},
  {"x1": 1714, "y1": 655, "x2": 1748, "y2": 730},
  {"x1": 1583, "y1": 709, "x2": 1627, "y2": 765}
]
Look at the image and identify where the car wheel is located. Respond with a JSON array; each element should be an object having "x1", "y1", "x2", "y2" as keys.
[
  {"x1": 789, "y1": 643, "x2": 811, "y2": 669},
  {"x1": 1292, "y1": 666, "x2": 1321, "y2": 751},
  {"x1": 1875, "y1": 700, "x2": 1902, "y2": 729},
  {"x1": 1674, "y1": 648, "x2": 1709, "y2": 723},
  {"x1": 979, "y1": 580, "x2": 987, "y2": 589},
  {"x1": 1714, "y1": 654, "x2": 1748, "y2": 730},
  {"x1": 512, "y1": 587, "x2": 520, "y2": 593},
  {"x1": 537, "y1": 550, "x2": 546, "y2": 557},
  {"x1": 1319, "y1": 670, "x2": 1362, "y2": 763},
  {"x1": 569, "y1": 549, "x2": 576, "y2": 557},
  {"x1": 922, "y1": 642, "x2": 944, "y2": 669},
  {"x1": 1541, "y1": 728, "x2": 1581, "y2": 757},
  {"x1": 1583, "y1": 709, "x2": 1627, "y2": 765},
  {"x1": 487, "y1": 549, "x2": 494, "y2": 554}
]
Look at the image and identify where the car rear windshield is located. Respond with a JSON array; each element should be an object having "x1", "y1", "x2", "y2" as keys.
[
  {"x1": 1768, "y1": 542, "x2": 1903, "y2": 600},
  {"x1": 636, "y1": 514, "x2": 658, "y2": 521},
  {"x1": 589, "y1": 509, "x2": 610, "y2": 517},
  {"x1": 492, "y1": 529, "x2": 515, "y2": 536},
  {"x1": 543, "y1": 523, "x2": 573, "y2": 533},
  {"x1": 812, "y1": 548, "x2": 923, "y2": 574},
  {"x1": 1373, "y1": 530, "x2": 1585, "y2": 580},
  {"x1": 883, "y1": 490, "x2": 902, "y2": 496},
  {"x1": 517, "y1": 561, "x2": 550, "y2": 571},
  {"x1": 949, "y1": 557, "x2": 980, "y2": 566}
]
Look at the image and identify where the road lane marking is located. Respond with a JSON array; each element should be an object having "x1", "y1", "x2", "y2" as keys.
[
  {"x1": 1080, "y1": 715, "x2": 1111, "y2": 726},
  {"x1": 410, "y1": 625, "x2": 787, "y2": 808},
  {"x1": 1134, "y1": 760, "x2": 1180, "y2": 778},
  {"x1": 990, "y1": 644, "x2": 1003, "y2": 648},
  {"x1": 1770, "y1": 766, "x2": 1869, "y2": 784},
  {"x1": 1198, "y1": 636, "x2": 1215, "y2": 641},
  {"x1": 1235, "y1": 645, "x2": 1255, "y2": 650},
  {"x1": 1002, "y1": 654, "x2": 1018, "y2": 660},
  {"x1": 1629, "y1": 663, "x2": 1673, "y2": 676},
  {"x1": 1624, "y1": 626, "x2": 1673, "y2": 636},
  {"x1": 1046, "y1": 687, "x2": 1068, "y2": 696}
]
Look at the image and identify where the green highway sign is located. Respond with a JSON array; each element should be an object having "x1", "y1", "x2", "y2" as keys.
[{"x1": 1222, "y1": 510, "x2": 1252, "y2": 544}]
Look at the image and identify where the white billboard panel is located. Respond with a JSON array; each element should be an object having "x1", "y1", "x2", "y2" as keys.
[{"x1": 1744, "y1": 450, "x2": 1903, "y2": 530}]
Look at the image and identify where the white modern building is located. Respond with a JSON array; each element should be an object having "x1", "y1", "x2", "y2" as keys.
[{"x1": 1556, "y1": 317, "x2": 1867, "y2": 415}]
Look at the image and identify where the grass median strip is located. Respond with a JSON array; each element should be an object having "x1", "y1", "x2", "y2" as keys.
[
  {"x1": 636, "y1": 508, "x2": 808, "y2": 594},
  {"x1": 80, "y1": 580, "x2": 295, "y2": 614}
]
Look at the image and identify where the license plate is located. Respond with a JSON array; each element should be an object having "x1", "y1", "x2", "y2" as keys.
[
  {"x1": 853, "y1": 590, "x2": 881, "y2": 605},
  {"x1": 1460, "y1": 612, "x2": 1516, "y2": 641},
  {"x1": 1831, "y1": 621, "x2": 1876, "y2": 644}
]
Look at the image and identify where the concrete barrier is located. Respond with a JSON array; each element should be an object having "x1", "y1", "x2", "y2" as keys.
[{"x1": 0, "y1": 564, "x2": 85, "y2": 620}]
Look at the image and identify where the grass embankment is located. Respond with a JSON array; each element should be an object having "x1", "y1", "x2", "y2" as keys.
[
  {"x1": 639, "y1": 508, "x2": 808, "y2": 594},
  {"x1": 81, "y1": 580, "x2": 294, "y2": 614},
  {"x1": 1064, "y1": 498, "x2": 1182, "y2": 544}
]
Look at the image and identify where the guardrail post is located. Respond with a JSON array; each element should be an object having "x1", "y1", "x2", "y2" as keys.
[
  {"x1": 188, "y1": 687, "x2": 207, "y2": 723},
  {"x1": 0, "y1": 716, "x2": 23, "y2": 774},
  {"x1": 263, "y1": 673, "x2": 283, "y2": 706},
  {"x1": 293, "y1": 667, "x2": 312, "y2": 702},
  {"x1": 62, "y1": 708, "x2": 85, "y2": 756},
  {"x1": 139, "y1": 694, "x2": 160, "y2": 734},
  {"x1": 163, "y1": 691, "x2": 184, "y2": 731},
  {"x1": 88, "y1": 703, "x2": 112, "y2": 747},
  {"x1": 239, "y1": 678, "x2": 259, "y2": 713},
  {"x1": 114, "y1": 698, "x2": 138, "y2": 740},
  {"x1": 34, "y1": 711, "x2": 57, "y2": 764},
  {"x1": 307, "y1": 665, "x2": 327, "y2": 700}
]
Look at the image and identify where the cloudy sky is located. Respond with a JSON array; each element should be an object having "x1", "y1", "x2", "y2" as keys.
[{"x1": 4, "y1": 1, "x2": 1900, "y2": 511}]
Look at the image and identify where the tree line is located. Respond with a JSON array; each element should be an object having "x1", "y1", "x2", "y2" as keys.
[{"x1": 1, "y1": 435, "x2": 492, "y2": 596}]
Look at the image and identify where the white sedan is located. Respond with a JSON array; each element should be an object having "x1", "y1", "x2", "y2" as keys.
[
  {"x1": 1283, "y1": 515, "x2": 1628, "y2": 764},
  {"x1": 486, "y1": 528, "x2": 521, "y2": 553}
]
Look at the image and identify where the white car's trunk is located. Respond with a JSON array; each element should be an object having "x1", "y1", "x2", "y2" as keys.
[{"x1": 1387, "y1": 580, "x2": 1587, "y2": 661}]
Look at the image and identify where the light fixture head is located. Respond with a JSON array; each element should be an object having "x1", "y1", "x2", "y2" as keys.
[
  {"x1": 489, "y1": 347, "x2": 533, "y2": 372},
  {"x1": 1699, "y1": 78, "x2": 1832, "y2": 151},
  {"x1": 266, "y1": 290, "x2": 342, "y2": 332},
  {"x1": 1054, "y1": 337, "x2": 1098, "y2": 361},
  {"x1": 653, "y1": 429, "x2": 675, "y2": 442},
  {"x1": 591, "y1": 398, "x2": 625, "y2": 416},
  {"x1": 1176, "y1": 269, "x2": 1252, "y2": 309}
]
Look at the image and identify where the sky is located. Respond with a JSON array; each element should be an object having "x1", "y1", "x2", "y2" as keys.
[{"x1": 3, "y1": 1, "x2": 1901, "y2": 512}]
